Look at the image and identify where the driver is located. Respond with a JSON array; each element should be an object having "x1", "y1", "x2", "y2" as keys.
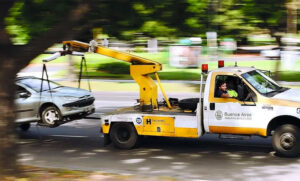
[{"x1": 216, "y1": 80, "x2": 230, "y2": 98}]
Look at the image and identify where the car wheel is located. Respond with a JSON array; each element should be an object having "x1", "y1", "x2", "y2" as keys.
[
  {"x1": 41, "y1": 106, "x2": 62, "y2": 127},
  {"x1": 272, "y1": 124, "x2": 300, "y2": 157},
  {"x1": 110, "y1": 123, "x2": 138, "y2": 149},
  {"x1": 19, "y1": 123, "x2": 30, "y2": 131}
]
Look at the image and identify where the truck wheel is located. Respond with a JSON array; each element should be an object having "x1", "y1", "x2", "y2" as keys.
[
  {"x1": 272, "y1": 124, "x2": 300, "y2": 157},
  {"x1": 41, "y1": 106, "x2": 61, "y2": 127},
  {"x1": 110, "y1": 123, "x2": 138, "y2": 149},
  {"x1": 19, "y1": 123, "x2": 30, "y2": 131}
]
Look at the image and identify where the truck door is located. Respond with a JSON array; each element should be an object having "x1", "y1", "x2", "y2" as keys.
[{"x1": 206, "y1": 74, "x2": 266, "y2": 136}]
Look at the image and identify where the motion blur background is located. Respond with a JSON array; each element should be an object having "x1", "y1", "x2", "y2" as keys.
[
  {"x1": 9, "y1": 0, "x2": 300, "y2": 82},
  {"x1": 1, "y1": 0, "x2": 300, "y2": 179}
]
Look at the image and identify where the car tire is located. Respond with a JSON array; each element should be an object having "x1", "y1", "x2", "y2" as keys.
[
  {"x1": 110, "y1": 123, "x2": 138, "y2": 149},
  {"x1": 272, "y1": 124, "x2": 300, "y2": 157},
  {"x1": 19, "y1": 123, "x2": 30, "y2": 131},
  {"x1": 41, "y1": 106, "x2": 62, "y2": 127}
]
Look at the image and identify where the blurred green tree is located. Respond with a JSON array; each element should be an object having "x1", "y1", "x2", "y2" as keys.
[
  {"x1": 0, "y1": 0, "x2": 90, "y2": 176},
  {"x1": 86, "y1": 0, "x2": 289, "y2": 44},
  {"x1": 240, "y1": 0, "x2": 287, "y2": 45},
  {"x1": 210, "y1": 0, "x2": 287, "y2": 44}
]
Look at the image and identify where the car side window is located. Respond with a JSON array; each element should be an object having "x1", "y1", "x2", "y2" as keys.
[{"x1": 16, "y1": 85, "x2": 31, "y2": 98}]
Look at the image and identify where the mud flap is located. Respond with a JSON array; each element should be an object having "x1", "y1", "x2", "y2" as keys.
[{"x1": 103, "y1": 133, "x2": 111, "y2": 146}]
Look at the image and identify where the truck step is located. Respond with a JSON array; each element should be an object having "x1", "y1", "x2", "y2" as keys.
[{"x1": 219, "y1": 134, "x2": 251, "y2": 140}]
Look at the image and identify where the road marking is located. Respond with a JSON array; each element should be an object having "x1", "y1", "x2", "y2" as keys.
[
  {"x1": 121, "y1": 158, "x2": 145, "y2": 164},
  {"x1": 50, "y1": 135, "x2": 88, "y2": 138}
]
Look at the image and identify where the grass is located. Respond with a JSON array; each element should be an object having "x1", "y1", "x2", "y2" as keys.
[
  {"x1": 59, "y1": 81, "x2": 197, "y2": 92},
  {"x1": 277, "y1": 71, "x2": 300, "y2": 82},
  {"x1": 31, "y1": 51, "x2": 300, "y2": 82},
  {"x1": 70, "y1": 59, "x2": 300, "y2": 81}
]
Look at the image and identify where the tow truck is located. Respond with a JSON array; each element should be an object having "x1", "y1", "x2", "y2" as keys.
[{"x1": 50, "y1": 40, "x2": 300, "y2": 157}]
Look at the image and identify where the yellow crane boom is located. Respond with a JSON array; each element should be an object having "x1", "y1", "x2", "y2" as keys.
[{"x1": 62, "y1": 40, "x2": 171, "y2": 111}]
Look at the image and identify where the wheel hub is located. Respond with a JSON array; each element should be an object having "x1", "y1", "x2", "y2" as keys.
[
  {"x1": 45, "y1": 110, "x2": 59, "y2": 125},
  {"x1": 117, "y1": 127, "x2": 130, "y2": 142},
  {"x1": 280, "y1": 133, "x2": 296, "y2": 150}
]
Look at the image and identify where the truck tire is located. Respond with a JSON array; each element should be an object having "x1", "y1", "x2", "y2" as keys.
[
  {"x1": 179, "y1": 98, "x2": 199, "y2": 112},
  {"x1": 110, "y1": 123, "x2": 138, "y2": 149},
  {"x1": 19, "y1": 123, "x2": 30, "y2": 131},
  {"x1": 272, "y1": 124, "x2": 300, "y2": 157}
]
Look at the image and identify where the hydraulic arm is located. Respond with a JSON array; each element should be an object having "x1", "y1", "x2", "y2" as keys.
[{"x1": 62, "y1": 40, "x2": 171, "y2": 111}]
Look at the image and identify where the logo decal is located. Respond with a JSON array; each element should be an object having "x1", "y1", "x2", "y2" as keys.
[
  {"x1": 262, "y1": 105, "x2": 273, "y2": 111},
  {"x1": 136, "y1": 117, "x2": 142, "y2": 124},
  {"x1": 215, "y1": 110, "x2": 223, "y2": 120},
  {"x1": 146, "y1": 118, "x2": 151, "y2": 125}
]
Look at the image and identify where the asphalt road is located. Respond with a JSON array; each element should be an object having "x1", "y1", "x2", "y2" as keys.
[{"x1": 17, "y1": 92, "x2": 300, "y2": 181}]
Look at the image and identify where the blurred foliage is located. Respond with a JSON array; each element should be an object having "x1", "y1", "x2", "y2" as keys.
[
  {"x1": 4, "y1": 0, "x2": 296, "y2": 45},
  {"x1": 5, "y1": 0, "x2": 74, "y2": 44},
  {"x1": 97, "y1": 62, "x2": 130, "y2": 74}
]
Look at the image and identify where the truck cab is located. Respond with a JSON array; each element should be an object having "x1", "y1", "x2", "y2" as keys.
[
  {"x1": 204, "y1": 67, "x2": 270, "y2": 137},
  {"x1": 101, "y1": 65, "x2": 300, "y2": 157}
]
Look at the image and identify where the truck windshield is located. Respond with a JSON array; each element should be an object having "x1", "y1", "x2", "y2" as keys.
[{"x1": 241, "y1": 70, "x2": 285, "y2": 96}]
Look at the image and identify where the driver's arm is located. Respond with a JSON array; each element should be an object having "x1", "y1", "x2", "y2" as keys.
[{"x1": 221, "y1": 93, "x2": 230, "y2": 98}]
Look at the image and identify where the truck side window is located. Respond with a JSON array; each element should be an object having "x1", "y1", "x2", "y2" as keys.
[
  {"x1": 239, "y1": 82, "x2": 257, "y2": 102},
  {"x1": 16, "y1": 85, "x2": 31, "y2": 98},
  {"x1": 214, "y1": 75, "x2": 257, "y2": 102},
  {"x1": 214, "y1": 75, "x2": 239, "y2": 98}
]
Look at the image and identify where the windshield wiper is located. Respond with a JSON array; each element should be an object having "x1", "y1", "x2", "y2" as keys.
[
  {"x1": 275, "y1": 86, "x2": 289, "y2": 93},
  {"x1": 266, "y1": 90, "x2": 277, "y2": 95},
  {"x1": 266, "y1": 87, "x2": 288, "y2": 95}
]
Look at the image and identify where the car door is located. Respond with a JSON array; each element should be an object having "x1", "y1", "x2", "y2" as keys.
[
  {"x1": 15, "y1": 85, "x2": 38, "y2": 123},
  {"x1": 206, "y1": 73, "x2": 266, "y2": 136}
]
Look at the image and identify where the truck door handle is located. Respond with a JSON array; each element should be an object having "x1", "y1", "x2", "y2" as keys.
[{"x1": 210, "y1": 103, "x2": 215, "y2": 110}]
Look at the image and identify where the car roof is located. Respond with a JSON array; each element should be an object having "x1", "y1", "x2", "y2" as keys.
[
  {"x1": 210, "y1": 66, "x2": 256, "y2": 75},
  {"x1": 16, "y1": 76, "x2": 40, "y2": 81}
]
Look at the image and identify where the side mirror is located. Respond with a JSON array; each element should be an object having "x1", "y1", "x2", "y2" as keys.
[
  {"x1": 237, "y1": 85, "x2": 245, "y2": 101},
  {"x1": 19, "y1": 92, "x2": 30, "y2": 98}
]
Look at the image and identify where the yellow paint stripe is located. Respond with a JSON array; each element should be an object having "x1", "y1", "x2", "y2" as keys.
[
  {"x1": 209, "y1": 126, "x2": 267, "y2": 136},
  {"x1": 136, "y1": 125, "x2": 198, "y2": 138},
  {"x1": 259, "y1": 97, "x2": 300, "y2": 108},
  {"x1": 103, "y1": 123, "x2": 198, "y2": 138}
]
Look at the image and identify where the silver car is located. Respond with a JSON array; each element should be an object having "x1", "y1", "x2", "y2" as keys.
[{"x1": 15, "y1": 76, "x2": 95, "y2": 131}]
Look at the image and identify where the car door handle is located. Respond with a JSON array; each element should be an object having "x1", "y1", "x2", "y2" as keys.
[{"x1": 210, "y1": 103, "x2": 215, "y2": 110}]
